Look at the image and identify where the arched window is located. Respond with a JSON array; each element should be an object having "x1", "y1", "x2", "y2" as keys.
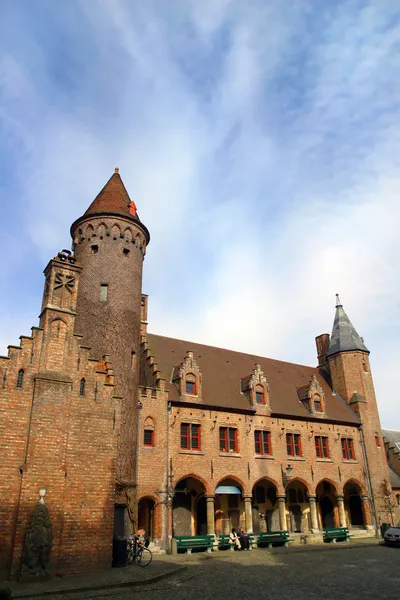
[
  {"x1": 396, "y1": 494, "x2": 400, "y2": 506},
  {"x1": 79, "y1": 378, "x2": 86, "y2": 396},
  {"x1": 255, "y1": 384, "x2": 265, "y2": 404},
  {"x1": 185, "y1": 374, "x2": 197, "y2": 395},
  {"x1": 16, "y1": 369, "x2": 24, "y2": 389}
]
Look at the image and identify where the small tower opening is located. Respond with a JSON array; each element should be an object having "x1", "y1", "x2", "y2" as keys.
[
  {"x1": 16, "y1": 369, "x2": 24, "y2": 389},
  {"x1": 79, "y1": 378, "x2": 86, "y2": 396},
  {"x1": 100, "y1": 284, "x2": 108, "y2": 302},
  {"x1": 123, "y1": 248, "x2": 130, "y2": 258},
  {"x1": 90, "y1": 245, "x2": 98, "y2": 254}
]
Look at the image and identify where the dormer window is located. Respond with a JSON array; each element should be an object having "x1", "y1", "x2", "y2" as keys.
[
  {"x1": 313, "y1": 396, "x2": 323, "y2": 412},
  {"x1": 185, "y1": 374, "x2": 197, "y2": 395},
  {"x1": 255, "y1": 385, "x2": 265, "y2": 404}
]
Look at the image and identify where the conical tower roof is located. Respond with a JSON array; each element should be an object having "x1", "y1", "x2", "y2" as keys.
[
  {"x1": 84, "y1": 168, "x2": 139, "y2": 220},
  {"x1": 326, "y1": 294, "x2": 369, "y2": 357},
  {"x1": 71, "y1": 168, "x2": 149, "y2": 243}
]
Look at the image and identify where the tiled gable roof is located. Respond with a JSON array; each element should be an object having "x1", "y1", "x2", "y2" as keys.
[{"x1": 146, "y1": 333, "x2": 360, "y2": 424}]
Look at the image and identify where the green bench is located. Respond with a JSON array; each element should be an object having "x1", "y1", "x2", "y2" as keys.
[
  {"x1": 323, "y1": 527, "x2": 351, "y2": 543},
  {"x1": 257, "y1": 530, "x2": 293, "y2": 548},
  {"x1": 218, "y1": 533, "x2": 255, "y2": 550},
  {"x1": 175, "y1": 535, "x2": 214, "y2": 554}
]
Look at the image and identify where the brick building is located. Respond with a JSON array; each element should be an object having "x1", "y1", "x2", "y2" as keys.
[{"x1": 0, "y1": 170, "x2": 393, "y2": 578}]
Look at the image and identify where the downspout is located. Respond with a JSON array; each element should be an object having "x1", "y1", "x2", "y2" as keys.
[
  {"x1": 165, "y1": 401, "x2": 171, "y2": 553},
  {"x1": 135, "y1": 398, "x2": 142, "y2": 534},
  {"x1": 359, "y1": 424, "x2": 378, "y2": 531}
]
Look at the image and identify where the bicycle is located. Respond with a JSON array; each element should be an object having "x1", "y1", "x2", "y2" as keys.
[{"x1": 127, "y1": 535, "x2": 152, "y2": 567}]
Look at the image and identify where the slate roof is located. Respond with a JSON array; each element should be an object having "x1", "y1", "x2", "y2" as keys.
[
  {"x1": 383, "y1": 429, "x2": 400, "y2": 448},
  {"x1": 146, "y1": 333, "x2": 360, "y2": 425},
  {"x1": 71, "y1": 169, "x2": 150, "y2": 242},
  {"x1": 388, "y1": 466, "x2": 400, "y2": 489},
  {"x1": 327, "y1": 295, "x2": 369, "y2": 357}
]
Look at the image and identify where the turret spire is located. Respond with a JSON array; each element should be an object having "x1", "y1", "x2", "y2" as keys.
[{"x1": 326, "y1": 295, "x2": 369, "y2": 357}]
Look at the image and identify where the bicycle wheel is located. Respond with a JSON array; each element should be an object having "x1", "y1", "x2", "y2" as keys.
[
  {"x1": 135, "y1": 547, "x2": 152, "y2": 567},
  {"x1": 127, "y1": 549, "x2": 135, "y2": 564}
]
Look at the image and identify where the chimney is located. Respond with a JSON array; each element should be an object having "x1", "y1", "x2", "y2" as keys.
[{"x1": 315, "y1": 334, "x2": 330, "y2": 368}]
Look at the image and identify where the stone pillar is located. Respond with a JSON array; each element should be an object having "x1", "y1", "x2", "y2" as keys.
[
  {"x1": 205, "y1": 495, "x2": 215, "y2": 536},
  {"x1": 309, "y1": 494, "x2": 319, "y2": 531},
  {"x1": 336, "y1": 495, "x2": 347, "y2": 527},
  {"x1": 243, "y1": 495, "x2": 253, "y2": 533},
  {"x1": 361, "y1": 495, "x2": 373, "y2": 529},
  {"x1": 277, "y1": 495, "x2": 287, "y2": 531}
]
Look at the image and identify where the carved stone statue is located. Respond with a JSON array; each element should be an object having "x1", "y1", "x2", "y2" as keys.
[{"x1": 20, "y1": 502, "x2": 52, "y2": 579}]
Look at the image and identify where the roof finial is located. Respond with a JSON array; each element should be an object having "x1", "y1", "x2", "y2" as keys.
[
  {"x1": 114, "y1": 167, "x2": 119, "y2": 174},
  {"x1": 335, "y1": 293, "x2": 342, "y2": 308}
]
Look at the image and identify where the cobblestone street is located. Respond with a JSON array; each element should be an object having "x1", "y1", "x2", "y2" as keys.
[{"x1": 27, "y1": 546, "x2": 400, "y2": 600}]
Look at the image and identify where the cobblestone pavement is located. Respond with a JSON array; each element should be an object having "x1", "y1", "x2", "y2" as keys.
[{"x1": 24, "y1": 545, "x2": 400, "y2": 600}]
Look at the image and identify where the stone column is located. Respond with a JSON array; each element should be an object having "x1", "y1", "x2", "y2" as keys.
[
  {"x1": 309, "y1": 494, "x2": 319, "y2": 531},
  {"x1": 205, "y1": 494, "x2": 215, "y2": 536},
  {"x1": 361, "y1": 495, "x2": 373, "y2": 529},
  {"x1": 243, "y1": 495, "x2": 253, "y2": 533},
  {"x1": 336, "y1": 495, "x2": 347, "y2": 527},
  {"x1": 277, "y1": 495, "x2": 287, "y2": 531}
]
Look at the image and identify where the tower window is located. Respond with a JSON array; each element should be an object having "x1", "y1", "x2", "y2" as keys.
[
  {"x1": 313, "y1": 397, "x2": 323, "y2": 412},
  {"x1": 79, "y1": 378, "x2": 86, "y2": 396},
  {"x1": 100, "y1": 284, "x2": 108, "y2": 302},
  {"x1": 16, "y1": 369, "x2": 24, "y2": 389},
  {"x1": 90, "y1": 245, "x2": 98, "y2": 254},
  {"x1": 123, "y1": 248, "x2": 130, "y2": 258},
  {"x1": 144, "y1": 429, "x2": 155, "y2": 447}
]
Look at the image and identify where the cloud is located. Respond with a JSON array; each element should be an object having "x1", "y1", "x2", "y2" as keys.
[{"x1": 0, "y1": 0, "x2": 399, "y2": 428}]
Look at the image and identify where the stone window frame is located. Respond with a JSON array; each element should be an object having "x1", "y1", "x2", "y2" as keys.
[{"x1": 307, "y1": 375, "x2": 326, "y2": 417}]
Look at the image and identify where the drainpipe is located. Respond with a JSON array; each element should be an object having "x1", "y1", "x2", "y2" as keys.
[
  {"x1": 359, "y1": 424, "x2": 378, "y2": 532},
  {"x1": 135, "y1": 399, "x2": 142, "y2": 535},
  {"x1": 165, "y1": 401, "x2": 172, "y2": 553}
]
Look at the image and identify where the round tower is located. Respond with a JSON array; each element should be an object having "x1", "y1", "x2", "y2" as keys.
[{"x1": 70, "y1": 168, "x2": 149, "y2": 489}]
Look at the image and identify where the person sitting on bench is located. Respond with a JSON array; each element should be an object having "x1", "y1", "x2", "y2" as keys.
[
  {"x1": 238, "y1": 527, "x2": 250, "y2": 550},
  {"x1": 229, "y1": 528, "x2": 241, "y2": 550}
]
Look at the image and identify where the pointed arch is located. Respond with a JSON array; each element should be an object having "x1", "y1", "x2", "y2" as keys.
[
  {"x1": 314, "y1": 478, "x2": 339, "y2": 495},
  {"x1": 285, "y1": 477, "x2": 311, "y2": 494},
  {"x1": 111, "y1": 223, "x2": 121, "y2": 239},
  {"x1": 97, "y1": 222, "x2": 107, "y2": 238},
  {"x1": 123, "y1": 227, "x2": 133, "y2": 242},
  {"x1": 85, "y1": 224, "x2": 94, "y2": 238},
  {"x1": 79, "y1": 377, "x2": 86, "y2": 396},
  {"x1": 214, "y1": 474, "x2": 246, "y2": 494},
  {"x1": 175, "y1": 473, "x2": 210, "y2": 494}
]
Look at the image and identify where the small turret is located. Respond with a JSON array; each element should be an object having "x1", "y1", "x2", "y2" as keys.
[{"x1": 326, "y1": 294, "x2": 369, "y2": 357}]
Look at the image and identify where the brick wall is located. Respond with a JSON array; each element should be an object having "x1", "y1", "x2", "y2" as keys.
[{"x1": 0, "y1": 253, "x2": 121, "y2": 578}]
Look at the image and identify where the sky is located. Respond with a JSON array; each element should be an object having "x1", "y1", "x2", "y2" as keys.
[{"x1": 0, "y1": 0, "x2": 399, "y2": 429}]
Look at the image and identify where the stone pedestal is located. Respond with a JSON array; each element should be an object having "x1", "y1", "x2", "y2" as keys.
[
  {"x1": 336, "y1": 495, "x2": 347, "y2": 527},
  {"x1": 309, "y1": 495, "x2": 319, "y2": 532}
]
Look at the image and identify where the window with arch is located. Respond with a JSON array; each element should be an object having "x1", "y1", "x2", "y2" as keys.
[
  {"x1": 79, "y1": 378, "x2": 86, "y2": 396},
  {"x1": 255, "y1": 385, "x2": 265, "y2": 404},
  {"x1": 185, "y1": 374, "x2": 197, "y2": 395},
  {"x1": 396, "y1": 494, "x2": 400, "y2": 506},
  {"x1": 16, "y1": 369, "x2": 24, "y2": 389}
]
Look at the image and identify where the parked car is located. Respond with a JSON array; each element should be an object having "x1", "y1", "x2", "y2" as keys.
[{"x1": 384, "y1": 522, "x2": 400, "y2": 546}]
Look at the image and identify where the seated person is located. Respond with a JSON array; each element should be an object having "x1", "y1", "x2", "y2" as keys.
[
  {"x1": 238, "y1": 527, "x2": 250, "y2": 550},
  {"x1": 229, "y1": 528, "x2": 241, "y2": 550}
]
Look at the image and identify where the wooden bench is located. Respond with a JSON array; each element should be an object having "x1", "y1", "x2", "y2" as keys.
[
  {"x1": 257, "y1": 530, "x2": 293, "y2": 548},
  {"x1": 323, "y1": 527, "x2": 352, "y2": 543},
  {"x1": 218, "y1": 533, "x2": 255, "y2": 551},
  {"x1": 175, "y1": 535, "x2": 214, "y2": 554}
]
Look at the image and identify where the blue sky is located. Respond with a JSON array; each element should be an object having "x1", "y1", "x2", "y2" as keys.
[{"x1": 1, "y1": 0, "x2": 399, "y2": 428}]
